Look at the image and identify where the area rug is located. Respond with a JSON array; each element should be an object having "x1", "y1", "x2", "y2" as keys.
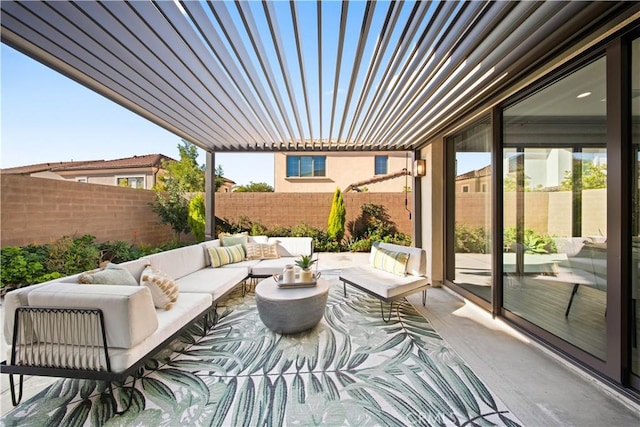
[{"x1": 1, "y1": 275, "x2": 522, "y2": 426}]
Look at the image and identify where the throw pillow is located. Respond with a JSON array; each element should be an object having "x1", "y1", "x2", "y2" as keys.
[
  {"x1": 371, "y1": 245, "x2": 409, "y2": 276},
  {"x1": 208, "y1": 244, "x2": 245, "y2": 267},
  {"x1": 246, "y1": 242, "x2": 280, "y2": 260},
  {"x1": 78, "y1": 262, "x2": 138, "y2": 286},
  {"x1": 140, "y1": 265, "x2": 179, "y2": 310},
  {"x1": 220, "y1": 233, "x2": 249, "y2": 256}
]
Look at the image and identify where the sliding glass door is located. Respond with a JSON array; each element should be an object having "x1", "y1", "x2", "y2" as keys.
[
  {"x1": 446, "y1": 118, "x2": 492, "y2": 303},
  {"x1": 503, "y1": 57, "x2": 608, "y2": 359}
]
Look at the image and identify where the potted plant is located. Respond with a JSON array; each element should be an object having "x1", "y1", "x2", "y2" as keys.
[{"x1": 295, "y1": 254, "x2": 317, "y2": 282}]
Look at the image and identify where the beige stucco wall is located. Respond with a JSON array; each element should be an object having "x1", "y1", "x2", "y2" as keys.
[
  {"x1": 274, "y1": 151, "x2": 412, "y2": 192},
  {"x1": 54, "y1": 167, "x2": 158, "y2": 189}
]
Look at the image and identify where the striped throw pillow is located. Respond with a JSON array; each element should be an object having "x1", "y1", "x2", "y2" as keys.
[
  {"x1": 208, "y1": 244, "x2": 245, "y2": 267},
  {"x1": 371, "y1": 245, "x2": 409, "y2": 276}
]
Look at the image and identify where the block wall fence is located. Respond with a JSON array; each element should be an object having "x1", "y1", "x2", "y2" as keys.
[{"x1": 0, "y1": 175, "x2": 414, "y2": 247}]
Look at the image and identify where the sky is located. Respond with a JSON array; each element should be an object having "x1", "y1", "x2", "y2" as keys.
[{"x1": 0, "y1": 45, "x2": 275, "y2": 187}]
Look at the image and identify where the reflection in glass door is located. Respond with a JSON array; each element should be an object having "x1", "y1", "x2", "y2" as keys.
[
  {"x1": 503, "y1": 56, "x2": 607, "y2": 360},
  {"x1": 447, "y1": 118, "x2": 492, "y2": 302}
]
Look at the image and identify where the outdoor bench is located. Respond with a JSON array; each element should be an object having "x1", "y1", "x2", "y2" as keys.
[{"x1": 339, "y1": 241, "x2": 429, "y2": 321}]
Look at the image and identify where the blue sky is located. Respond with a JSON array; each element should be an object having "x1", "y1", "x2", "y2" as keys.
[{"x1": 1, "y1": 45, "x2": 275, "y2": 186}]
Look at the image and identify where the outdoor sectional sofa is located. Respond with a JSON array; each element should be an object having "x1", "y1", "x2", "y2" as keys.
[{"x1": 1, "y1": 235, "x2": 312, "y2": 412}]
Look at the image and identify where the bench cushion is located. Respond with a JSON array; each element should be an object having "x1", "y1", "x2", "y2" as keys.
[
  {"x1": 340, "y1": 265, "x2": 428, "y2": 300},
  {"x1": 27, "y1": 284, "x2": 159, "y2": 349}
]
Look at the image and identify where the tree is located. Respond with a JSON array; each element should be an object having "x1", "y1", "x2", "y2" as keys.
[
  {"x1": 156, "y1": 140, "x2": 205, "y2": 192},
  {"x1": 560, "y1": 161, "x2": 607, "y2": 190},
  {"x1": 215, "y1": 165, "x2": 226, "y2": 191},
  {"x1": 327, "y1": 187, "x2": 346, "y2": 242},
  {"x1": 188, "y1": 194, "x2": 206, "y2": 242},
  {"x1": 234, "y1": 181, "x2": 274, "y2": 192},
  {"x1": 152, "y1": 140, "x2": 203, "y2": 242}
]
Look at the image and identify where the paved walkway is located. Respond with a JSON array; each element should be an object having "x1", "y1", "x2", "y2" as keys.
[{"x1": 1, "y1": 252, "x2": 639, "y2": 424}]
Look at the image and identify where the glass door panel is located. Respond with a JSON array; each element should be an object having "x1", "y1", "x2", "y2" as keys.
[
  {"x1": 449, "y1": 118, "x2": 492, "y2": 302},
  {"x1": 503, "y1": 56, "x2": 607, "y2": 359}
]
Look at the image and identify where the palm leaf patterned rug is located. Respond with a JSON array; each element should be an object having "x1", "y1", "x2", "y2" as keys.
[{"x1": 2, "y1": 275, "x2": 521, "y2": 426}]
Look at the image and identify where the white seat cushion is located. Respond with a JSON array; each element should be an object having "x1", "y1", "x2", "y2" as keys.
[
  {"x1": 176, "y1": 267, "x2": 249, "y2": 302},
  {"x1": 340, "y1": 265, "x2": 428, "y2": 299},
  {"x1": 250, "y1": 258, "x2": 300, "y2": 276}
]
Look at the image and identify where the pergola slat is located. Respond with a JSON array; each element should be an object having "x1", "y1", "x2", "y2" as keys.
[{"x1": 1, "y1": 0, "x2": 634, "y2": 153}]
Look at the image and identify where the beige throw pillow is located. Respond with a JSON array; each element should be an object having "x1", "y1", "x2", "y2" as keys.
[
  {"x1": 140, "y1": 265, "x2": 179, "y2": 310},
  {"x1": 246, "y1": 242, "x2": 280, "y2": 260}
]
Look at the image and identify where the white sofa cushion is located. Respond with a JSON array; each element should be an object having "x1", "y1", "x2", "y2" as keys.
[
  {"x1": 268, "y1": 237, "x2": 313, "y2": 257},
  {"x1": 107, "y1": 293, "x2": 211, "y2": 372},
  {"x1": 250, "y1": 258, "x2": 300, "y2": 277},
  {"x1": 146, "y1": 244, "x2": 207, "y2": 280},
  {"x1": 3, "y1": 281, "x2": 63, "y2": 345},
  {"x1": 176, "y1": 267, "x2": 249, "y2": 301},
  {"x1": 340, "y1": 265, "x2": 428, "y2": 299},
  {"x1": 27, "y1": 284, "x2": 159, "y2": 349}
]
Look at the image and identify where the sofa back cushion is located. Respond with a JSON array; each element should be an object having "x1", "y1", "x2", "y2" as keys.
[
  {"x1": 267, "y1": 237, "x2": 313, "y2": 257},
  {"x1": 146, "y1": 244, "x2": 207, "y2": 280},
  {"x1": 27, "y1": 284, "x2": 158, "y2": 349},
  {"x1": 371, "y1": 242, "x2": 427, "y2": 276}
]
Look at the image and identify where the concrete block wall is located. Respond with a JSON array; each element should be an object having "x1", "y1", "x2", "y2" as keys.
[
  {"x1": 1, "y1": 175, "x2": 173, "y2": 247},
  {"x1": 214, "y1": 192, "x2": 414, "y2": 237},
  {"x1": 1, "y1": 176, "x2": 414, "y2": 247}
]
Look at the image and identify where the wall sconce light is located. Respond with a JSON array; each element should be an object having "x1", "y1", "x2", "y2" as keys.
[{"x1": 415, "y1": 159, "x2": 426, "y2": 177}]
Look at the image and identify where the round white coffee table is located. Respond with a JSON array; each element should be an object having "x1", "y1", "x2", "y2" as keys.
[{"x1": 255, "y1": 277, "x2": 329, "y2": 334}]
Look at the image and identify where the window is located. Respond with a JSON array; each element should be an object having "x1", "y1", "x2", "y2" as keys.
[
  {"x1": 481, "y1": 183, "x2": 487, "y2": 192},
  {"x1": 117, "y1": 177, "x2": 145, "y2": 189},
  {"x1": 462, "y1": 185, "x2": 469, "y2": 193},
  {"x1": 374, "y1": 155, "x2": 388, "y2": 175},
  {"x1": 286, "y1": 156, "x2": 326, "y2": 177}
]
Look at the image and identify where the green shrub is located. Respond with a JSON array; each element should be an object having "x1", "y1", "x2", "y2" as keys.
[
  {"x1": 98, "y1": 240, "x2": 140, "y2": 263},
  {"x1": 455, "y1": 225, "x2": 488, "y2": 254},
  {"x1": 327, "y1": 188, "x2": 346, "y2": 242},
  {"x1": 1, "y1": 246, "x2": 46, "y2": 289},
  {"x1": 503, "y1": 227, "x2": 557, "y2": 254},
  {"x1": 46, "y1": 235, "x2": 102, "y2": 275}
]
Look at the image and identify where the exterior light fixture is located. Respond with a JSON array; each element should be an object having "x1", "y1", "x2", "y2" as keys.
[
  {"x1": 576, "y1": 92, "x2": 592, "y2": 98},
  {"x1": 415, "y1": 159, "x2": 426, "y2": 177}
]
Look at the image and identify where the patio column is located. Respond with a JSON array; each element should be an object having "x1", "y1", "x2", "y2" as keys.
[{"x1": 205, "y1": 151, "x2": 216, "y2": 240}]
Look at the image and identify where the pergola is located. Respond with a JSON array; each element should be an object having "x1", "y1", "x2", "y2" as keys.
[{"x1": 1, "y1": 0, "x2": 636, "y2": 239}]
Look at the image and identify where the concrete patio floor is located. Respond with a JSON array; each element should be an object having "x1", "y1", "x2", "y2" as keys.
[{"x1": 1, "y1": 251, "x2": 639, "y2": 424}]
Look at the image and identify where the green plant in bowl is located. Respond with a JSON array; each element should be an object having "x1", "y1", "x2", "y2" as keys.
[
  {"x1": 295, "y1": 255, "x2": 317, "y2": 282},
  {"x1": 295, "y1": 254, "x2": 317, "y2": 271}
]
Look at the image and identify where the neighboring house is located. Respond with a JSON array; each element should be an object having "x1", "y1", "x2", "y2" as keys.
[
  {"x1": 1, "y1": 154, "x2": 173, "y2": 190},
  {"x1": 218, "y1": 177, "x2": 235, "y2": 193},
  {"x1": 274, "y1": 151, "x2": 413, "y2": 193},
  {"x1": 2, "y1": 154, "x2": 237, "y2": 192},
  {"x1": 456, "y1": 165, "x2": 491, "y2": 193}
]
